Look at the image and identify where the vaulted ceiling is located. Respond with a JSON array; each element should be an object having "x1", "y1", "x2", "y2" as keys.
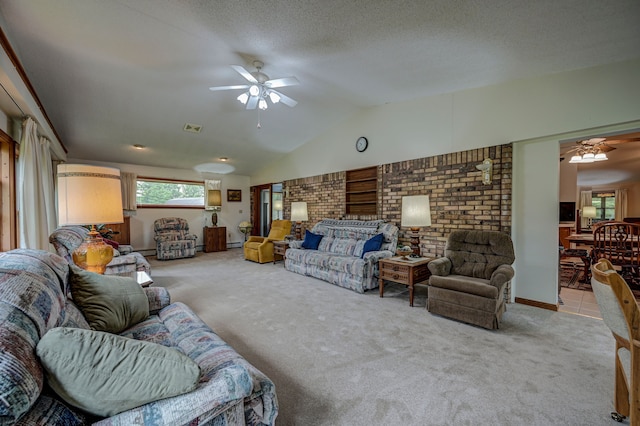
[{"x1": 1, "y1": 1, "x2": 639, "y2": 177}]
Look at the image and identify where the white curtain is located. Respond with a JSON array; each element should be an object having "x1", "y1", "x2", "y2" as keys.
[
  {"x1": 17, "y1": 117, "x2": 57, "y2": 250},
  {"x1": 121, "y1": 172, "x2": 137, "y2": 212},
  {"x1": 579, "y1": 190, "x2": 592, "y2": 229},
  {"x1": 615, "y1": 188, "x2": 628, "y2": 221}
]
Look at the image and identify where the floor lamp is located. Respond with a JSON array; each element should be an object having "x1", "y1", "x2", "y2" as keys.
[
  {"x1": 57, "y1": 164, "x2": 124, "y2": 274},
  {"x1": 291, "y1": 202, "x2": 308, "y2": 240},
  {"x1": 401, "y1": 195, "x2": 432, "y2": 258}
]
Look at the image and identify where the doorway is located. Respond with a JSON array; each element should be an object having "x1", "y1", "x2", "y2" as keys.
[{"x1": 251, "y1": 183, "x2": 283, "y2": 237}]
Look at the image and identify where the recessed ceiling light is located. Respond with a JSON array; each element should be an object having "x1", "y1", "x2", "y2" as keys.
[
  {"x1": 133, "y1": 144, "x2": 145, "y2": 150},
  {"x1": 219, "y1": 157, "x2": 228, "y2": 162}
]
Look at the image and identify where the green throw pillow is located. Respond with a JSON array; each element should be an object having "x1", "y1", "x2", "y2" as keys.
[
  {"x1": 36, "y1": 327, "x2": 201, "y2": 417},
  {"x1": 69, "y1": 265, "x2": 149, "y2": 333}
]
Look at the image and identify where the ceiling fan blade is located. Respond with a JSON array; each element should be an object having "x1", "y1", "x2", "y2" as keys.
[
  {"x1": 208, "y1": 84, "x2": 249, "y2": 91},
  {"x1": 600, "y1": 145, "x2": 616, "y2": 153},
  {"x1": 605, "y1": 137, "x2": 640, "y2": 145},
  {"x1": 266, "y1": 76, "x2": 299, "y2": 88},
  {"x1": 231, "y1": 65, "x2": 258, "y2": 84},
  {"x1": 272, "y1": 90, "x2": 297, "y2": 107},
  {"x1": 245, "y1": 96, "x2": 258, "y2": 110}
]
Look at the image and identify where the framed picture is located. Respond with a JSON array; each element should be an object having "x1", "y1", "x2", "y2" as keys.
[{"x1": 227, "y1": 189, "x2": 242, "y2": 202}]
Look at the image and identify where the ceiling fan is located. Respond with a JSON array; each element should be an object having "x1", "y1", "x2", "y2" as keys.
[
  {"x1": 209, "y1": 60, "x2": 299, "y2": 110},
  {"x1": 560, "y1": 133, "x2": 640, "y2": 163}
]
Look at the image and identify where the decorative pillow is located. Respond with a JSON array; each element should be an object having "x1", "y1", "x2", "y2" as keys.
[
  {"x1": 36, "y1": 327, "x2": 200, "y2": 417},
  {"x1": 361, "y1": 233, "x2": 384, "y2": 258},
  {"x1": 302, "y1": 230, "x2": 323, "y2": 250},
  {"x1": 69, "y1": 265, "x2": 149, "y2": 333},
  {"x1": 103, "y1": 238, "x2": 120, "y2": 249}
]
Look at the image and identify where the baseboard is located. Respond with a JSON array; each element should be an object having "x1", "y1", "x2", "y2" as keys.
[{"x1": 514, "y1": 297, "x2": 558, "y2": 311}]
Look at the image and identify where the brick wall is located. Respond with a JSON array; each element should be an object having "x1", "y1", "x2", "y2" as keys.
[{"x1": 279, "y1": 144, "x2": 512, "y2": 256}]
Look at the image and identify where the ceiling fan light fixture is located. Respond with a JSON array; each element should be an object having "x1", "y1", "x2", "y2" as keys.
[
  {"x1": 268, "y1": 91, "x2": 281, "y2": 104},
  {"x1": 258, "y1": 98, "x2": 268, "y2": 110},
  {"x1": 581, "y1": 152, "x2": 595, "y2": 162},
  {"x1": 569, "y1": 155, "x2": 583, "y2": 163},
  {"x1": 237, "y1": 92, "x2": 249, "y2": 105},
  {"x1": 594, "y1": 152, "x2": 608, "y2": 161},
  {"x1": 249, "y1": 85, "x2": 260, "y2": 96}
]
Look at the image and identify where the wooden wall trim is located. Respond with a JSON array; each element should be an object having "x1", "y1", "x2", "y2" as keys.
[{"x1": 515, "y1": 297, "x2": 558, "y2": 312}]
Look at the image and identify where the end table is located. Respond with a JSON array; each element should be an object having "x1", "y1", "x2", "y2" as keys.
[
  {"x1": 273, "y1": 240, "x2": 289, "y2": 265},
  {"x1": 379, "y1": 257, "x2": 434, "y2": 306}
]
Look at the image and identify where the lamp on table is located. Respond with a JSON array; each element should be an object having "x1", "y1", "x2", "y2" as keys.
[
  {"x1": 57, "y1": 164, "x2": 124, "y2": 274},
  {"x1": 401, "y1": 195, "x2": 432, "y2": 258},
  {"x1": 291, "y1": 201, "x2": 308, "y2": 240},
  {"x1": 582, "y1": 205, "x2": 597, "y2": 230},
  {"x1": 207, "y1": 189, "x2": 222, "y2": 226}
]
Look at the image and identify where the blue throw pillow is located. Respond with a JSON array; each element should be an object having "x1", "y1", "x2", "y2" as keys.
[
  {"x1": 302, "y1": 230, "x2": 323, "y2": 250},
  {"x1": 361, "y1": 233, "x2": 384, "y2": 258}
]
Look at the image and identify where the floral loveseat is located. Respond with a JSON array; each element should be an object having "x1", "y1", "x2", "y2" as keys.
[
  {"x1": 0, "y1": 249, "x2": 277, "y2": 425},
  {"x1": 285, "y1": 219, "x2": 398, "y2": 293}
]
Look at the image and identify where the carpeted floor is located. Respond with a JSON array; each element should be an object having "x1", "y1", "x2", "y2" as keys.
[{"x1": 150, "y1": 249, "x2": 621, "y2": 426}]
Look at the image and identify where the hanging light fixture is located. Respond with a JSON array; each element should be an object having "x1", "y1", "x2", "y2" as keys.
[{"x1": 569, "y1": 147, "x2": 608, "y2": 163}]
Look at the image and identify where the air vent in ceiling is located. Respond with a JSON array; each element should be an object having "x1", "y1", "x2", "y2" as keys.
[{"x1": 183, "y1": 123, "x2": 202, "y2": 133}]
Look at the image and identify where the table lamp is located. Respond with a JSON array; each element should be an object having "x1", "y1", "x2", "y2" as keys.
[
  {"x1": 401, "y1": 195, "x2": 432, "y2": 257},
  {"x1": 207, "y1": 189, "x2": 222, "y2": 226},
  {"x1": 291, "y1": 201, "x2": 308, "y2": 240},
  {"x1": 57, "y1": 164, "x2": 124, "y2": 274},
  {"x1": 582, "y1": 205, "x2": 597, "y2": 229}
]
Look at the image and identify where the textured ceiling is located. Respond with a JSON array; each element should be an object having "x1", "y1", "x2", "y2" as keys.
[{"x1": 0, "y1": 0, "x2": 639, "y2": 177}]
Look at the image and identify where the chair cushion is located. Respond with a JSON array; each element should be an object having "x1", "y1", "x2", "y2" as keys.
[
  {"x1": 69, "y1": 265, "x2": 149, "y2": 333},
  {"x1": 445, "y1": 230, "x2": 515, "y2": 279},
  {"x1": 36, "y1": 327, "x2": 200, "y2": 417},
  {"x1": 429, "y1": 274, "x2": 499, "y2": 299}
]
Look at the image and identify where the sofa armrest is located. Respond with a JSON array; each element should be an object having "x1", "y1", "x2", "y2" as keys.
[
  {"x1": 363, "y1": 250, "x2": 393, "y2": 263},
  {"x1": 489, "y1": 264, "x2": 515, "y2": 289},
  {"x1": 118, "y1": 244, "x2": 133, "y2": 254},
  {"x1": 144, "y1": 287, "x2": 171, "y2": 313},
  {"x1": 428, "y1": 257, "x2": 452, "y2": 276},
  {"x1": 289, "y1": 240, "x2": 303, "y2": 249}
]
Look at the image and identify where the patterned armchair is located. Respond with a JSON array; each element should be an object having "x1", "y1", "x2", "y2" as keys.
[
  {"x1": 153, "y1": 217, "x2": 197, "y2": 260},
  {"x1": 49, "y1": 226, "x2": 151, "y2": 276},
  {"x1": 244, "y1": 220, "x2": 292, "y2": 264}
]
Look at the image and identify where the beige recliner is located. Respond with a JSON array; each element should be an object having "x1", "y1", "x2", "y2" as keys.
[
  {"x1": 427, "y1": 230, "x2": 515, "y2": 329},
  {"x1": 243, "y1": 220, "x2": 292, "y2": 264}
]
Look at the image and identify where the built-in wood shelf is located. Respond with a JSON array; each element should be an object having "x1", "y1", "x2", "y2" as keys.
[{"x1": 346, "y1": 166, "x2": 378, "y2": 215}]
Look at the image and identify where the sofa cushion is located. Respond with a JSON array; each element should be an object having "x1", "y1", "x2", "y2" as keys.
[
  {"x1": 302, "y1": 230, "x2": 323, "y2": 250},
  {"x1": 36, "y1": 327, "x2": 200, "y2": 417},
  {"x1": 361, "y1": 233, "x2": 384, "y2": 258},
  {"x1": 69, "y1": 265, "x2": 149, "y2": 333},
  {"x1": 329, "y1": 238, "x2": 358, "y2": 256}
]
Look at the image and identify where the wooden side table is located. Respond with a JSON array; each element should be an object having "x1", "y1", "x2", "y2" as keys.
[
  {"x1": 379, "y1": 257, "x2": 434, "y2": 306},
  {"x1": 273, "y1": 240, "x2": 289, "y2": 265},
  {"x1": 203, "y1": 226, "x2": 227, "y2": 252}
]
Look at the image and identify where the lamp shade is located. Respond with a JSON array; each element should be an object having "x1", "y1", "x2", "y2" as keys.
[
  {"x1": 207, "y1": 189, "x2": 222, "y2": 208},
  {"x1": 582, "y1": 205, "x2": 597, "y2": 218},
  {"x1": 291, "y1": 202, "x2": 308, "y2": 222},
  {"x1": 273, "y1": 199, "x2": 283, "y2": 211},
  {"x1": 401, "y1": 195, "x2": 432, "y2": 228},
  {"x1": 57, "y1": 164, "x2": 123, "y2": 226}
]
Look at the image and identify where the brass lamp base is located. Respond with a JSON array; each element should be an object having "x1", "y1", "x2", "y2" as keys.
[{"x1": 72, "y1": 227, "x2": 114, "y2": 274}]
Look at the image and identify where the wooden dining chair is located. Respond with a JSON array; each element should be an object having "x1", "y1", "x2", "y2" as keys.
[
  {"x1": 591, "y1": 259, "x2": 640, "y2": 425},
  {"x1": 592, "y1": 222, "x2": 640, "y2": 288}
]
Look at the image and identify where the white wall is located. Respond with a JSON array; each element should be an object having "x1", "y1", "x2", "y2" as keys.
[
  {"x1": 67, "y1": 159, "x2": 251, "y2": 254},
  {"x1": 252, "y1": 58, "x2": 640, "y2": 305}
]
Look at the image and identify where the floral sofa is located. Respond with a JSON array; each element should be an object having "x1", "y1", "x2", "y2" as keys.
[
  {"x1": 49, "y1": 226, "x2": 151, "y2": 276},
  {"x1": 0, "y1": 249, "x2": 277, "y2": 425},
  {"x1": 285, "y1": 219, "x2": 398, "y2": 293}
]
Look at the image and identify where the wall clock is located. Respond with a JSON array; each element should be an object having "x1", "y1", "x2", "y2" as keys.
[{"x1": 356, "y1": 136, "x2": 368, "y2": 152}]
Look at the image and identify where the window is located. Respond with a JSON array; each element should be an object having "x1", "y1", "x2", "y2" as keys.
[
  {"x1": 136, "y1": 177, "x2": 204, "y2": 208},
  {"x1": 591, "y1": 191, "x2": 615, "y2": 222}
]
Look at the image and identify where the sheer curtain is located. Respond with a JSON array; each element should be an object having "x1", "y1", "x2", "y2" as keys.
[
  {"x1": 579, "y1": 190, "x2": 592, "y2": 229},
  {"x1": 17, "y1": 117, "x2": 57, "y2": 249},
  {"x1": 615, "y1": 188, "x2": 628, "y2": 221},
  {"x1": 121, "y1": 172, "x2": 137, "y2": 213}
]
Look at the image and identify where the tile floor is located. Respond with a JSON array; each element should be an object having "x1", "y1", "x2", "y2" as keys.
[{"x1": 558, "y1": 287, "x2": 602, "y2": 319}]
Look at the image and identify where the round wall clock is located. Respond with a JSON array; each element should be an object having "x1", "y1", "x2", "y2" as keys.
[{"x1": 356, "y1": 136, "x2": 368, "y2": 152}]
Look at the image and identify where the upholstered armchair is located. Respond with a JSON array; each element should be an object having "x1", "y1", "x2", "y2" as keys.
[
  {"x1": 153, "y1": 217, "x2": 197, "y2": 260},
  {"x1": 49, "y1": 226, "x2": 151, "y2": 276},
  {"x1": 427, "y1": 230, "x2": 515, "y2": 329},
  {"x1": 244, "y1": 220, "x2": 292, "y2": 264}
]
